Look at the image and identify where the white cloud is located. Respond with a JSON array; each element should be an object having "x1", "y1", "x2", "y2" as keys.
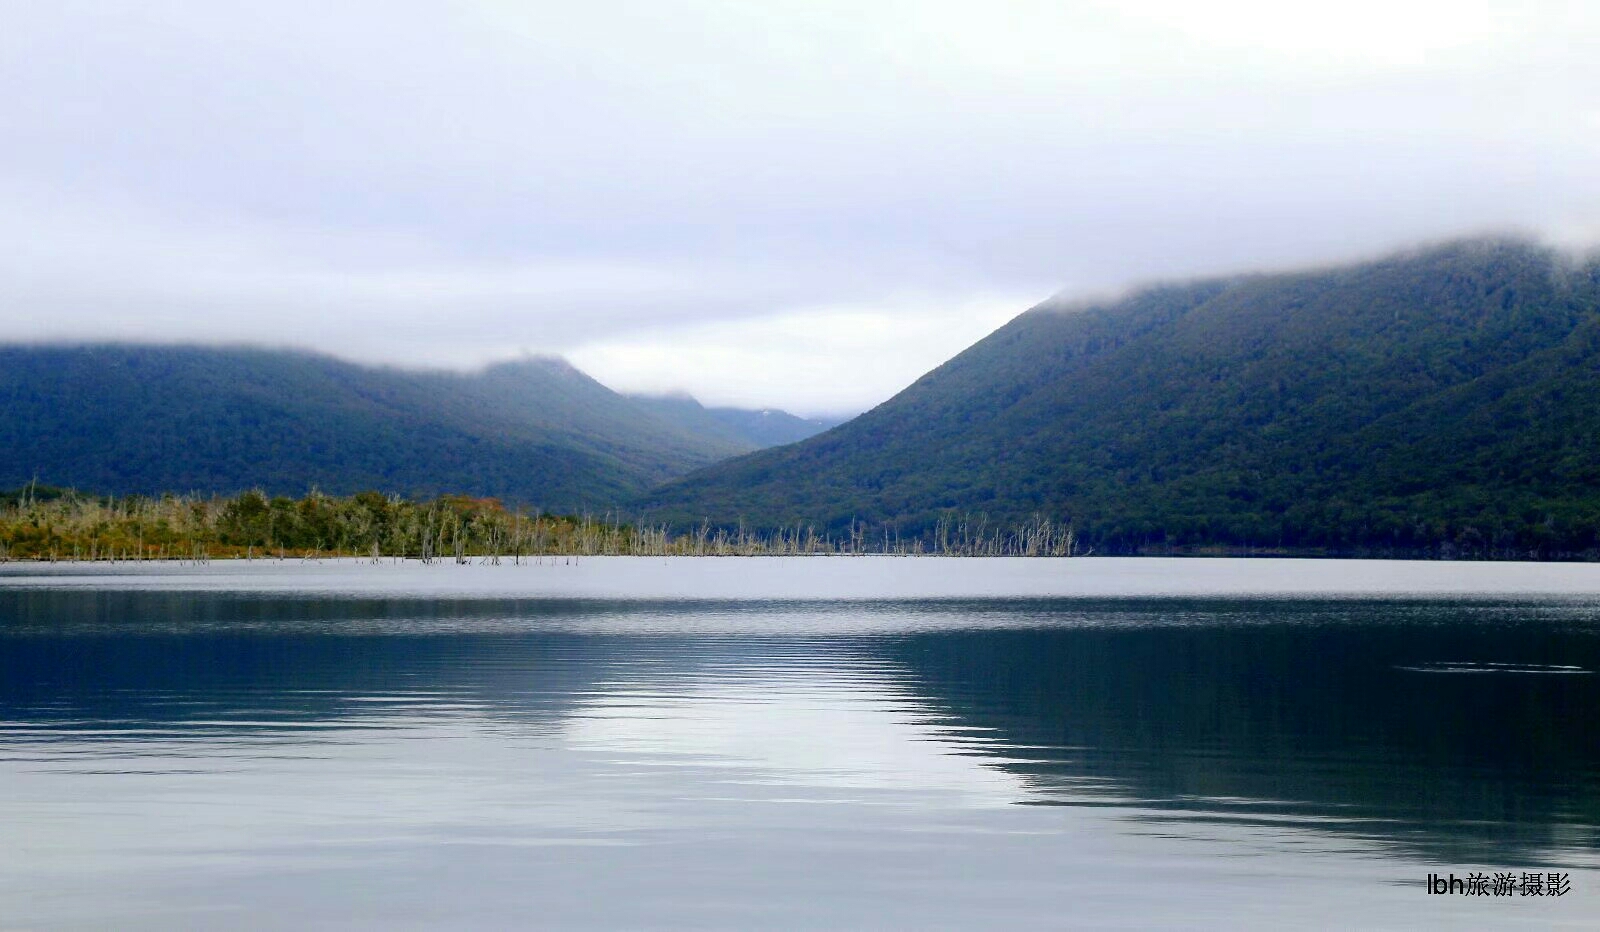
[
  {"x1": 1097, "y1": 0, "x2": 1514, "y2": 68},
  {"x1": 567, "y1": 295, "x2": 1034, "y2": 415},
  {"x1": 565, "y1": 650, "x2": 1027, "y2": 805},
  {"x1": 0, "y1": 1, "x2": 1597, "y2": 410}
]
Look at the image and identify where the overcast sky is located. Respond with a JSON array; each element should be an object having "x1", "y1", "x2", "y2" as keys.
[{"x1": 3, "y1": 2, "x2": 1597, "y2": 414}]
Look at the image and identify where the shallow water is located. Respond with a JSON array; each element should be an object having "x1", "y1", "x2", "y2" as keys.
[{"x1": 2, "y1": 557, "x2": 1598, "y2": 928}]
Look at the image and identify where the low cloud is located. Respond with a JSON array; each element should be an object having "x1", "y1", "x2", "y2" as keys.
[
  {"x1": 567, "y1": 295, "x2": 1035, "y2": 415},
  {"x1": 1, "y1": 2, "x2": 1597, "y2": 409}
]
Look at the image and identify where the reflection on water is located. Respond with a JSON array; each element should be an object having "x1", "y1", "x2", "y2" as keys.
[
  {"x1": 2, "y1": 563, "x2": 1598, "y2": 928},
  {"x1": 882, "y1": 606, "x2": 1600, "y2": 863}
]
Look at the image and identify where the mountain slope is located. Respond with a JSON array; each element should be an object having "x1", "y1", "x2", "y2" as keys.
[
  {"x1": 628, "y1": 392, "x2": 841, "y2": 449},
  {"x1": 642, "y1": 239, "x2": 1600, "y2": 556},
  {"x1": 0, "y1": 345, "x2": 753, "y2": 509}
]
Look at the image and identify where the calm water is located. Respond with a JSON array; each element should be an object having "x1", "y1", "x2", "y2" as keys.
[{"x1": 3, "y1": 557, "x2": 1599, "y2": 928}]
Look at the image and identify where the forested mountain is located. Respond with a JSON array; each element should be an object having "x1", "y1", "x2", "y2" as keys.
[
  {"x1": 643, "y1": 239, "x2": 1600, "y2": 557},
  {"x1": 0, "y1": 346, "x2": 799, "y2": 510},
  {"x1": 629, "y1": 392, "x2": 841, "y2": 449}
]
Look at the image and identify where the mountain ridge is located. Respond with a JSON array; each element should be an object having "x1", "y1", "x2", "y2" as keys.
[
  {"x1": 627, "y1": 392, "x2": 842, "y2": 449},
  {"x1": 640, "y1": 238, "x2": 1600, "y2": 557},
  {"x1": 0, "y1": 344, "x2": 814, "y2": 510}
]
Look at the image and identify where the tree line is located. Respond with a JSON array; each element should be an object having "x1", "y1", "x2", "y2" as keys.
[{"x1": 0, "y1": 486, "x2": 1084, "y2": 562}]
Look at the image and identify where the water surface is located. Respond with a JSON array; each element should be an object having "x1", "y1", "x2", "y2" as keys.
[{"x1": 3, "y1": 557, "x2": 1598, "y2": 928}]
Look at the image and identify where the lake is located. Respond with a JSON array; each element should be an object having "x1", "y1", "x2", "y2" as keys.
[{"x1": 2, "y1": 556, "x2": 1598, "y2": 928}]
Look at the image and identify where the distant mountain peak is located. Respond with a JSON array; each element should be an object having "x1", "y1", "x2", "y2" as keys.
[
  {"x1": 629, "y1": 389, "x2": 704, "y2": 407},
  {"x1": 480, "y1": 354, "x2": 583, "y2": 378},
  {"x1": 0, "y1": 344, "x2": 753, "y2": 509},
  {"x1": 627, "y1": 394, "x2": 840, "y2": 450}
]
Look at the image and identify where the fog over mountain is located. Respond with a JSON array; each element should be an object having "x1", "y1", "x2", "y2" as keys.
[
  {"x1": 644, "y1": 238, "x2": 1600, "y2": 557},
  {"x1": 0, "y1": 345, "x2": 822, "y2": 509},
  {"x1": 3, "y1": 3, "x2": 1599, "y2": 412},
  {"x1": 627, "y1": 393, "x2": 843, "y2": 449}
]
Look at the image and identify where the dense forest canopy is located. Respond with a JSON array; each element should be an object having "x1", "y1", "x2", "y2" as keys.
[
  {"x1": 642, "y1": 239, "x2": 1600, "y2": 558},
  {"x1": 0, "y1": 346, "x2": 825, "y2": 513},
  {"x1": 10, "y1": 239, "x2": 1600, "y2": 559}
]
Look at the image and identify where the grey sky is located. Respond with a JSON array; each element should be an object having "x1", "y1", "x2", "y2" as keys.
[{"x1": 2, "y1": 1, "x2": 1597, "y2": 414}]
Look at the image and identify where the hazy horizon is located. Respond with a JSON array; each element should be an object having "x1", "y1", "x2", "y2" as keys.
[
  {"x1": 3, "y1": 2, "x2": 1597, "y2": 411},
  {"x1": 1, "y1": 228, "x2": 1588, "y2": 421}
]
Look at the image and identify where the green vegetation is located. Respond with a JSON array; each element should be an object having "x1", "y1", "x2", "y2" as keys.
[
  {"x1": 0, "y1": 347, "x2": 813, "y2": 512},
  {"x1": 0, "y1": 487, "x2": 673, "y2": 562},
  {"x1": 644, "y1": 239, "x2": 1600, "y2": 559},
  {"x1": 12, "y1": 239, "x2": 1600, "y2": 560},
  {"x1": 0, "y1": 487, "x2": 1084, "y2": 561}
]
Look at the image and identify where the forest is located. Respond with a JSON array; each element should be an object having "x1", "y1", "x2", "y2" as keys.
[
  {"x1": 0, "y1": 486, "x2": 1082, "y2": 561},
  {"x1": 9, "y1": 240, "x2": 1600, "y2": 561},
  {"x1": 642, "y1": 239, "x2": 1600, "y2": 559}
]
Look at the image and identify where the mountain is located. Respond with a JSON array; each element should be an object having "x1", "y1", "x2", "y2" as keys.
[
  {"x1": 0, "y1": 345, "x2": 763, "y2": 510},
  {"x1": 642, "y1": 239, "x2": 1600, "y2": 557},
  {"x1": 628, "y1": 392, "x2": 842, "y2": 449}
]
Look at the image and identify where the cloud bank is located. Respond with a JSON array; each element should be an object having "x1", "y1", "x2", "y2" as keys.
[{"x1": 2, "y1": 1, "x2": 1597, "y2": 412}]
